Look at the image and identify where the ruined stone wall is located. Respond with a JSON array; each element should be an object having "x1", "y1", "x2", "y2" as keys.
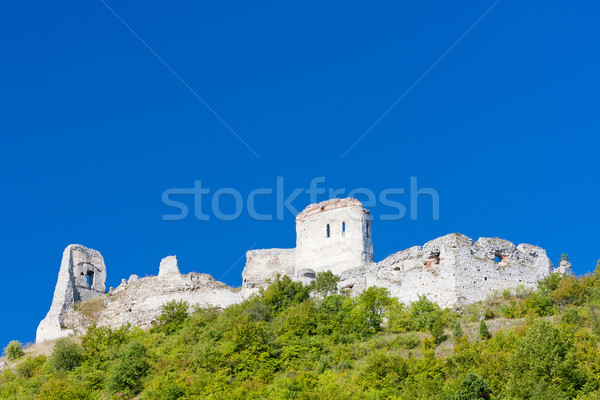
[
  {"x1": 453, "y1": 238, "x2": 554, "y2": 305},
  {"x1": 49, "y1": 255, "x2": 258, "y2": 340},
  {"x1": 295, "y1": 198, "x2": 373, "y2": 276},
  {"x1": 94, "y1": 271, "x2": 253, "y2": 331},
  {"x1": 36, "y1": 245, "x2": 106, "y2": 343},
  {"x1": 339, "y1": 234, "x2": 558, "y2": 308},
  {"x1": 242, "y1": 249, "x2": 295, "y2": 289}
]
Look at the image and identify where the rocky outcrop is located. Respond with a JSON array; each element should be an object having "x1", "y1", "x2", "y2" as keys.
[{"x1": 557, "y1": 260, "x2": 574, "y2": 276}]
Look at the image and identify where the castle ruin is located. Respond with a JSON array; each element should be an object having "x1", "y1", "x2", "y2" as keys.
[
  {"x1": 36, "y1": 198, "x2": 573, "y2": 343},
  {"x1": 36, "y1": 245, "x2": 107, "y2": 342}
]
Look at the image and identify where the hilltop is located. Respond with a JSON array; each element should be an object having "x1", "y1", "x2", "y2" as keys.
[{"x1": 2, "y1": 267, "x2": 600, "y2": 399}]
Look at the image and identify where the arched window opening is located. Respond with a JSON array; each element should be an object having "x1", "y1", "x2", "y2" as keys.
[
  {"x1": 86, "y1": 271, "x2": 94, "y2": 287},
  {"x1": 326, "y1": 224, "x2": 330, "y2": 238},
  {"x1": 342, "y1": 222, "x2": 346, "y2": 235},
  {"x1": 365, "y1": 222, "x2": 370, "y2": 238}
]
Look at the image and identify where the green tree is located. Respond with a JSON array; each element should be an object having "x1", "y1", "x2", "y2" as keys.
[
  {"x1": 385, "y1": 302, "x2": 412, "y2": 333},
  {"x1": 538, "y1": 273, "x2": 563, "y2": 293},
  {"x1": 50, "y1": 338, "x2": 84, "y2": 372},
  {"x1": 155, "y1": 300, "x2": 189, "y2": 334},
  {"x1": 3, "y1": 340, "x2": 24, "y2": 361},
  {"x1": 454, "y1": 373, "x2": 492, "y2": 400},
  {"x1": 261, "y1": 274, "x2": 310, "y2": 316},
  {"x1": 409, "y1": 295, "x2": 441, "y2": 331},
  {"x1": 479, "y1": 320, "x2": 490, "y2": 340},
  {"x1": 453, "y1": 321, "x2": 464, "y2": 340},
  {"x1": 430, "y1": 317, "x2": 447, "y2": 344},
  {"x1": 354, "y1": 286, "x2": 395, "y2": 333},
  {"x1": 505, "y1": 320, "x2": 584, "y2": 399},
  {"x1": 106, "y1": 341, "x2": 150, "y2": 396},
  {"x1": 309, "y1": 271, "x2": 340, "y2": 298}
]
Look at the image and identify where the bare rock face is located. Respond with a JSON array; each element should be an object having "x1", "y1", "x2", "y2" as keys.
[
  {"x1": 557, "y1": 260, "x2": 574, "y2": 276},
  {"x1": 36, "y1": 245, "x2": 107, "y2": 343}
]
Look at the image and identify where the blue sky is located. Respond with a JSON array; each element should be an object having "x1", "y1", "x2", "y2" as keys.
[{"x1": 1, "y1": 1, "x2": 599, "y2": 347}]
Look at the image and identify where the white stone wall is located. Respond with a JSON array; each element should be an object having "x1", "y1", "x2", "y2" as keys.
[
  {"x1": 339, "y1": 233, "x2": 556, "y2": 308},
  {"x1": 295, "y1": 198, "x2": 373, "y2": 276},
  {"x1": 242, "y1": 249, "x2": 295, "y2": 288},
  {"x1": 158, "y1": 256, "x2": 180, "y2": 277},
  {"x1": 454, "y1": 238, "x2": 554, "y2": 305}
]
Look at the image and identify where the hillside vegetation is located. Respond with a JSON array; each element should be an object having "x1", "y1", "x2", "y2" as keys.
[{"x1": 3, "y1": 263, "x2": 600, "y2": 400}]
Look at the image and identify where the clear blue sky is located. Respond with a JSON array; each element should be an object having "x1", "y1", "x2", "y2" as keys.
[{"x1": 1, "y1": 1, "x2": 599, "y2": 347}]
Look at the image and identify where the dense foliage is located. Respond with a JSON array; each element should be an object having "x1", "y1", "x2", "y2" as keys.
[{"x1": 3, "y1": 266, "x2": 600, "y2": 399}]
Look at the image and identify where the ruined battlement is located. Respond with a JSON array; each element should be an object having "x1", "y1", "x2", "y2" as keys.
[{"x1": 295, "y1": 198, "x2": 366, "y2": 221}]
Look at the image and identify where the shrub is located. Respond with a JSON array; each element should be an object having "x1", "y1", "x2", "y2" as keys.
[
  {"x1": 538, "y1": 270, "x2": 565, "y2": 293},
  {"x1": 81, "y1": 324, "x2": 131, "y2": 362},
  {"x1": 261, "y1": 275, "x2": 311, "y2": 316},
  {"x1": 146, "y1": 373, "x2": 187, "y2": 400},
  {"x1": 50, "y1": 338, "x2": 84, "y2": 372},
  {"x1": 453, "y1": 321, "x2": 464, "y2": 340},
  {"x1": 560, "y1": 307, "x2": 582, "y2": 327},
  {"x1": 553, "y1": 277, "x2": 586, "y2": 306},
  {"x1": 3, "y1": 340, "x2": 24, "y2": 361},
  {"x1": 155, "y1": 300, "x2": 189, "y2": 334},
  {"x1": 483, "y1": 309, "x2": 495, "y2": 320},
  {"x1": 386, "y1": 302, "x2": 411, "y2": 333},
  {"x1": 36, "y1": 378, "x2": 93, "y2": 400},
  {"x1": 522, "y1": 291, "x2": 554, "y2": 316},
  {"x1": 397, "y1": 332, "x2": 420, "y2": 349},
  {"x1": 500, "y1": 299, "x2": 517, "y2": 319},
  {"x1": 360, "y1": 350, "x2": 408, "y2": 391},
  {"x1": 15, "y1": 355, "x2": 46, "y2": 378},
  {"x1": 106, "y1": 341, "x2": 150, "y2": 396}
]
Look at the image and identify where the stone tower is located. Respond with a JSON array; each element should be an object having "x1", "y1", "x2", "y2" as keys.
[
  {"x1": 36, "y1": 244, "x2": 106, "y2": 342},
  {"x1": 295, "y1": 198, "x2": 373, "y2": 275}
]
